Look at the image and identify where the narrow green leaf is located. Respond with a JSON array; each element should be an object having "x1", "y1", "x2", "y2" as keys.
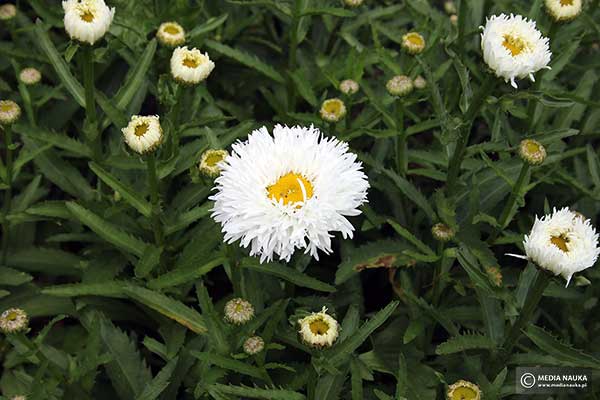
[
  {"x1": 191, "y1": 351, "x2": 268, "y2": 380},
  {"x1": 435, "y1": 333, "x2": 495, "y2": 355},
  {"x1": 136, "y1": 357, "x2": 178, "y2": 400},
  {"x1": 42, "y1": 281, "x2": 128, "y2": 298},
  {"x1": 134, "y1": 246, "x2": 163, "y2": 279},
  {"x1": 240, "y1": 258, "x2": 335, "y2": 292},
  {"x1": 209, "y1": 383, "x2": 305, "y2": 400},
  {"x1": 187, "y1": 14, "x2": 228, "y2": 39},
  {"x1": 148, "y1": 257, "x2": 225, "y2": 289}
]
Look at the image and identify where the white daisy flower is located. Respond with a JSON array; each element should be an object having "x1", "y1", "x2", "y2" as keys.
[
  {"x1": 480, "y1": 14, "x2": 551, "y2": 88},
  {"x1": 62, "y1": 0, "x2": 115, "y2": 45},
  {"x1": 156, "y1": 21, "x2": 185, "y2": 47},
  {"x1": 510, "y1": 208, "x2": 600, "y2": 285},
  {"x1": 0, "y1": 308, "x2": 29, "y2": 333},
  {"x1": 210, "y1": 125, "x2": 369, "y2": 262},
  {"x1": 298, "y1": 307, "x2": 339, "y2": 348},
  {"x1": 19, "y1": 67, "x2": 42, "y2": 85},
  {"x1": 121, "y1": 115, "x2": 163, "y2": 154},
  {"x1": 545, "y1": 0, "x2": 582, "y2": 22},
  {"x1": 170, "y1": 46, "x2": 215, "y2": 85},
  {"x1": 0, "y1": 100, "x2": 21, "y2": 125}
]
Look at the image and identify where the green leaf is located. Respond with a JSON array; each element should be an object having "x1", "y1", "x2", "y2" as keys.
[
  {"x1": 7, "y1": 247, "x2": 82, "y2": 276},
  {"x1": 0, "y1": 267, "x2": 33, "y2": 286},
  {"x1": 42, "y1": 281, "x2": 128, "y2": 298},
  {"x1": 148, "y1": 257, "x2": 225, "y2": 289},
  {"x1": 66, "y1": 202, "x2": 149, "y2": 257},
  {"x1": 209, "y1": 384, "x2": 305, "y2": 400},
  {"x1": 135, "y1": 357, "x2": 178, "y2": 400},
  {"x1": 188, "y1": 14, "x2": 228, "y2": 39},
  {"x1": 164, "y1": 203, "x2": 212, "y2": 235},
  {"x1": 34, "y1": 20, "x2": 85, "y2": 107},
  {"x1": 89, "y1": 162, "x2": 152, "y2": 217},
  {"x1": 326, "y1": 301, "x2": 399, "y2": 367},
  {"x1": 124, "y1": 285, "x2": 207, "y2": 334},
  {"x1": 301, "y1": 8, "x2": 355, "y2": 17},
  {"x1": 134, "y1": 246, "x2": 163, "y2": 279},
  {"x1": 381, "y1": 168, "x2": 436, "y2": 221},
  {"x1": 191, "y1": 351, "x2": 268, "y2": 381},
  {"x1": 204, "y1": 39, "x2": 285, "y2": 83},
  {"x1": 114, "y1": 39, "x2": 157, "y2": 111},
  {"x1": 387, "y1": 219, "x2": 435, "y2": 255},
  {"x1": 240, "y1": 258, "x2": 335, "y2": 292},
  {"x1": 435, "y1": 333, "x2": 495, "y2": 355},
  {"x1": 13, "y1": 124, "x2": 91, "y2": 157}
]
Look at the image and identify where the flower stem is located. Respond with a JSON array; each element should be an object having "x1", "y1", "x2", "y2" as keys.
[
  {"x1": 395, "y1": 101, "x2": 406, "y2": 176},
  {"x1": 146, "y1": 153, "x2": 163, "y2": 246},
  {"x1": 446, "y1": 77, "x2": 496, "y2": 191},
  {"x1": 489, "y1": 162, "x2": 530, "y2": 243},
  {"x1": 1, "y1": 125, "x2": 14, "y2": 265},
  {"x1": 82, "y1": 46, "x2": 99, "y2": 160}
]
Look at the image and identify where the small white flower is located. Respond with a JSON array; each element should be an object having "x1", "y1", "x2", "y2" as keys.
[
  {"x1": 386, "y1": 75, "x2": 413, "y2": 97},
  {"x1": 0, "y1": 308, "x2": 29, "y2": 333},
  {"x1": 170, "y1": 46, "x2": 215, "y2": 85},
  {"x1": 339, "y1": 79, "x2": 359, "y2": 95},
  {"x1": 402, "y1": 32, "x2": 426, "y2": 55},
  {"x1": 121, "y1": 115, "x2": 163, "y2": 154},
  {"x1": 224, "y1": 298, "x2": 254, "y2": 325},
  {"x1": 199, "y1": 149, "x2": 229, "y2": 178},
  {"x1": 480, "y1": 14, "x2": 551, "y2": 88},
  {"x1": 62, "y1": 0, "x2": 115, "y2": 45},
  {"x1": 19, "y1": 67, "x2": 42, "y2": 85},
  {"x1": 156, "y1": 21, "x2": 185, "y2": 47},
  {"x1": 320, "y1": 98, "x2": 347, "y2": 122},
  {"x1": 210, "y1": 125, "x2": 369, "y2": 262},
  {"x1": 0, "y1": 3, "x2": 16, "y2": 20},
  {"x1": 243, "y1": 336, "x2": 264, "y2": 355},
  {"x1": 545, "y1": 0, "x2": 582, "y2": 22},
  {"x1": 509, "y1": 208, "x2": 600, "y2": 285},
  {"x1": 0, "y1": 100, "x2": 21, "y2": 125},
  {"x1": 298, "y1": 307, "x2": 339, "y2": 348}
]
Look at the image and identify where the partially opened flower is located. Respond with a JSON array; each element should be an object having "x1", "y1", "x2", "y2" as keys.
[
  {"x1": 0, "y1": 308, "x2": 28, "y2": 333},
  {"x1": 224, "y1": 298, "x2": 254, "y2": 325},
  {"x1": 157, "y1": 22, "x2": 185, "y2": 47},
  {"x1": 243, "y1": 336, "x2": 264, "y2": 355},
  {"x1": 339, "y1": 79, "x2": 359, "y2": 95},
  {"x1": 62, "y1": 0, "x2": 115, "y2": 45},
  {"x1": 199, "y1": 149, "x2": 229, "y2": 178},
  {"x1": 19, "y1": 67, "x2": 42, "y2": 85},
  {"x1": 170, "y1": 46, "x2": 215, "y2": 85},
  {"x1": 447, "y1": 380, "x2": 481, "y2": 400},
  {"x1": 386, "y1": 75, "x2": 413, "y2": 97},
  {"x1": 320, "y1": 98, "x2": 347, "y2": 122},
  {"x1": 211, "y1": 125, "x2": 369, "y2": 262},
  {"x1": 402, "y1": 32, "x2": 426, "y2": 54},
  {"x1": 519, "y1": 139, "x2": 546, "y2": 165},
  {"x1": 298, "y1": 307, "x2": 339, "y2": 348},
  {"x1": 509, "y1": 208, "x2": 600, "y2": 285},
  {"x1": 480, "y1": 14, "x2": 551, "y2": 88},
  {"x1": 545, "y1": 0, "x2": 582, "y2": 22},
  {"x1": 122, "y1": 115, "x2": 163, "y2": 154},
  {"x1": 0, "y1": 3, "x2": 16, "y2": 20},
  {"x1": 0, "y1": 100, "x2": 21, "y2": 125}
]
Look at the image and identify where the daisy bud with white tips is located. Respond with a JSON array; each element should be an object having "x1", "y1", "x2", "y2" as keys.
[
  {"x1": 413, "y1": 75, "x2": 427, "y2": 90},
  {"x1": 62, "y1": 0, "x2": 115, "y2": 45},
  {"x1": 19, "y1": 67, "x2": 42, "y2": 85},
  {"x1": 444, "y1": 1, "x2": 457, "y2": 14},
  {"x1": 519, "y1": 139, "x2": 546, "y2": 166},
  {"x1": 0, "y1": 100, "x2": 21, "y2": 125},
  {"x1": 0, "y1": 308, "x2": 29, "y2": 334},
  {"x1": 480, "y1": 14, "x2": 551, "y2": 88},
  {"x1": 545, "y1": 0, "x2": 582, "y2": 22},
  {"x1": 320, "y1": 98, "x2": 347, "y2": 122},
  {"x1": 298, "y1": 307, "x2": 339, "y2": 348},
  {"x1": 447, "y1": 380, "x2": 481, "y2": 400},
  {"x1": 402, "y1": 32, "x2": 426, "y2": 55},
  {"x1": 122, "y1": 115, "x2": 163, "y2": 154},
  {"x1": 386, "y1": 75, "x2": 413, "y2": 97},
  {"x1": 157, "y1": 22, "x2": 185, "y2": 47},
  {"x1": 0, "y1": 4, "x2": 16, "y2": 20},
  {"x1": 432, "y1": 223, "x2": 455, "y2": 242},
  {"x1": 224, "y1": 298, "x2": 254, "y2": 325},
  {"x1": 339, "y1": 79, "x2": 359, "y2": 95},
  {"x1": 170, "y1": 46, "x2": 215, "y2": 85},
  {"x1": 243, "y1": 336, "x2": 264, "y2": 355},
  {"x1": 210, "y1": 125, "x2": 369, "y2": 262},
  {"x1": 509, "y1": 208, "x2": 600, "y2": 286},
  {"x1": 199, "y1": 149, "x2": 229, "y2": 178},
  {"x1": 344, "y1": 0, "x2": 363, "y2": 7}
]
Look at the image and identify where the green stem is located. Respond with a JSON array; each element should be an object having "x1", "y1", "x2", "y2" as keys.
[
  {"x1": 489, "y1": 162, "x2": 530, "y2": 243},
  {"x1": 446, "y1": 77, "x2": 496, "y2": 191},
  {"x1": 395, "y1": 101, "x2": 406, "y2": 176},
  {"x1": 82, "y1": 46, "x2": 99, "y2": 160},
  {"x1": 169, "y1": 84, "x2": 184, "y2": 154},
  {"x1": 431, "y1": 242, "x2": 445, "y2": 307},
  {"x1": 1, "y1": 125, "x2": 13, "y2": 265},
  {"x1": 146, "y1": 153, "x2": 163, "y2": 246}
]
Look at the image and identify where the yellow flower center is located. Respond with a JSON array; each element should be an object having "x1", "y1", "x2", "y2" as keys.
[
  {"x1": 267, "y1": 172, "x2": 314, "y2": 206},
  {"x1": 6, "y1": 311, "x2": 18, "y2": 321},
  {"x1": 309, "y1": 318, "x2": 330, "y2": 335},
  {"x1": 323, "y1": 100, "x2": 342, "y2": 115},
  {"x1": 182, "y1": 55, "x2": 200, "y2": 68},
  {"x1": 134, "y1": 122, "x2": 149, "y2": 137},
  {"x1": 560, "y1": 0, "x2": 573, "y2": 5},
  {"x1": 0, "y1": 103, "x2": 13, "y2": 112},
  {"x1": 525, "y1": 141, "x2": 541, "y2": 154},
  {"x1": 551, "y1": 234, "x2": 570, "y2": 252},
  {"x1": 451, "y1": 387, "x2": 479, "y2": 400},
  {"x1": 80, "y1": 10, "x2": 95, "y2": 22},
  {"x1": 204, "y1": 153, "x2": 224, "y2": 167},
  {"x1": 502, "y1": 34, "x2": 529, "y2": 56},
  {"x1": 405, "y1": 32, "x2": 424, "y2": 47},
  {"x1": 164, "y1": 25, "x2": 180, "y2": 35}
]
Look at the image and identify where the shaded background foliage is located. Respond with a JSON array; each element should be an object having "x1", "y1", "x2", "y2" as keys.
[{"x1": 1, "y1": 0, "x2": 600, "y2": 399}]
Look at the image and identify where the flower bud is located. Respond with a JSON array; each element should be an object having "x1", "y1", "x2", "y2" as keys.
[
  {"x1": 0, "y1": 308, "x2": 29, "y2": 334},
  {"x1": 298, "y1": 307, "x2": 339, "y2": 348},
  {"x1": 171, "y1": 46, "x2": 215, "y2": 85},
  {"x1": 431, "y1": 223, "x2": 455, "y2": 242},
  {"x1": 344, "y1": 0, "x2": 363, "y2": 7},
  {"x1": 121, "y1": 115, "x2": 163, "y2": 154},
  {"x1": 243, "y1": 336, "x2": 265, "y2": 355},
  {"x1": 386, "y1": 75, "x2": 413, "y2": 97},
  {"x1": 0, "y1": 100, "x2": 21, "y2": 125},
  {"x1": 402, "y1": 32, "x2": 426, "y2": 55},
  {"x1": 545, "y1": 0, "x2": 582, "y2": 22},
  {"x1": 0, "y1": 4, "x2": 16, "y2": 20},
  {"x1": 447, "y1": 380, "x2": 481, "y2": 400},
  {"x1": 413, "y1": 75, "x2": 427, "y2": 90},
  {"x1": 320, "y1": 98, "x2": 347, "y2": 122},
  {"x1": 339, "y1": 79, "x2": 359, "y2": 95},
  {"x1": 157, "y1": 22, "x2": 186, "y2": 47},
  {"x1": 224, "y1": 298, "x2": 254, "y2": 325},
  {"x1": 19, "y1": 67, "x2": 42, "y2": 85},
  {"x1": 199, "y1": 149, "x2": 229, "y2": 178},
  {"x1": 519, "y1": 139, "x2": 546, "y2": 166}
]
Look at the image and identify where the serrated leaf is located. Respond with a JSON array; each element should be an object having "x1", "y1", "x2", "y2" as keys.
[
  {"x1": 136, "y1": 357, "x2": 178, "y2": 400},
  {"x1": 134, "y1": 246, "x2": 163, "y2": 279},
  {"x1": 435, "y1": 333, "x2": 495, "y2": 355},
  {"x1": 42, "y1": 281, "x2": 128, "y2": 298},
  {"x1": 301, "y1": 7, "x2": 355, "y2": 17},
  {"x1": 209, "y1": 383, "x2": 305, "y2": 400},
  {"x1": 0, "y1": 266, "x2": 33, "y2": 286},
  {"x1": 240, "y1": 258, "x2": 335, "y2": 292},
  {"x1": 188, "y1": 14, "x2": 228, "y2": 39},
  {"x1": 148, "y1": 256, "x2": 224, "y2": 289},
  {"x1": 191, "y1": 351, "x2": 268, "y2": 381}
]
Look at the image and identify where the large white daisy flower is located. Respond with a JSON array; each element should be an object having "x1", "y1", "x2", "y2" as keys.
[
  {"x1": 480, "y1": 14, "x2": 551, "y2": 88},
  {"x1": 170, "y1": 46, "x2": 215, "y2": 85},
  {"x1": 510, "y1": 208, "x2": 599, "y2": 285},
  {"x1": 62, "y1": 0, "x2": 115, "y2": 45},
  {"x1": 210, "y1": 125, "x2": 369, "y2": 262}
]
